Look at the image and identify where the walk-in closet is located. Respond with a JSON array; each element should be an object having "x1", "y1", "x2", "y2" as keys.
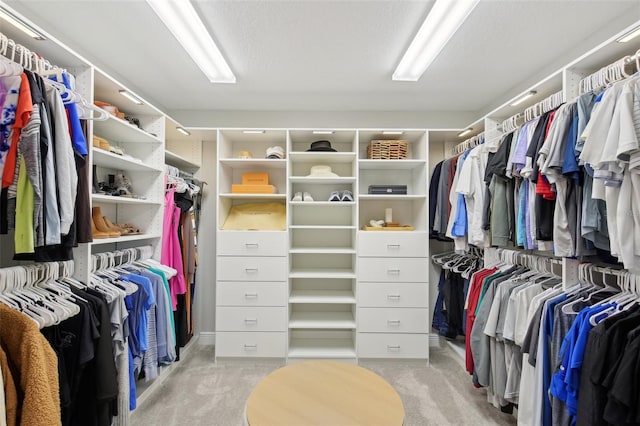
[{"x1": 1, "y1": 1, "x2": 640, "y2": 425}]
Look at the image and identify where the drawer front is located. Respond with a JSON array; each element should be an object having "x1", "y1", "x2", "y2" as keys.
[
  {"x1": 358, "y1": 257, "x2": 428, "y2": 282},
  {"x1": 217, "y1": 281, "x2": 288, "y2": 307},
  {"x1": 216, "y1": 307, "x2": 287, "y2": 331},
  {"x1": 358, "y1": 308, "x2": 429, "y2": 333},
  {"x1": 216, "y1": 332, "x2": 286, "y2": 358},
  {"x1": 218, "y1": 231, "x2": 287, "y2": 256},
  {"x1": 358, "y1": 282, "x2": 428, "y2": 308},
  {"x1": 358, "y1": 232, "x2": 428, "y2": 258},
  {"x1": 358, "y1": 333, "x2": 429, "y2": 358},
  {"x1": 218, "y1": 256, "x2": 288, "y2": 281}
]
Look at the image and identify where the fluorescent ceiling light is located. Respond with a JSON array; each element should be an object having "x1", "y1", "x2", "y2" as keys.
[
  {"x1": 382, "y1": 131, "x2": 404, "y2": 135},
  {"x1": 313, "y1": 131, "x2": 334, "y2": 135},
  {"x1": 0, "y1": 8, "x2": 46, "y2": 40},
  {"x1": 119, "y1": 90, "x2": 144, "y2": 105},
  {"x1": 146, "y1": 0, "x2": 235, "y2": 83},
  {"x1": 458, "y1": 128, "x2": 473, "y2": 138},
  {"x1": 510, "y1": 90, "x2": 537, "y2": 107},
  {"x1": 176, "y1": 127, "x2": 191, "y2": 136},
  {"x1": 393, "y1": 0, "x2": 479, "y2": 81},
  {"x1": 243, "y1": 130, "x2": 265, "y2": 134},
  {"x1": 616, "y1": 26, "x2": 640, "y2": 43}
]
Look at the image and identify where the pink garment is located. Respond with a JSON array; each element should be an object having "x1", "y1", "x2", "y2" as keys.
[{"x1": 161, "y1": 189, "x2": 186, "y2": 309}]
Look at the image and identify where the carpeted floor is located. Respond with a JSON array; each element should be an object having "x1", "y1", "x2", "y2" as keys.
[{"x1": 131, "y1": 342, "x2": 517, "y2": 426}]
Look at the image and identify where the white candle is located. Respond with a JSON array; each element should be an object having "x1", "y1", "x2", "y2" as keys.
[{"x1": 385, "y1": 208, "x2": 393, "y2": 223}]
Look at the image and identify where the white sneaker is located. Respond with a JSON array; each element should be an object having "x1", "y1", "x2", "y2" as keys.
[
  {"x1": 303, "y1": 192, "x2": 314, "y2": 201},
  {"x1": 341, "y1": 190, "x2": 354, "y2": 202},
  {"x1": 292, "y1": 192, "x2": 303, "y2": 201},
  {"x1": 328, "y1": 191, "x2": 341, "y2": 201}
]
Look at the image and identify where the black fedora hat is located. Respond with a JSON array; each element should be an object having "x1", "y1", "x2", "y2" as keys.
[{"x1": 307, "y1": 140, "x2": 337, "y2": 152}]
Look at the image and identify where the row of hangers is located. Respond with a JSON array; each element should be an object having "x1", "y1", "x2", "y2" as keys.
[
  {"x1": 431, "y1": 247, "x2": 484, "y2": 279},
  {"x1": 579, "y1": 50, "x2": 640, "y2": 96},
  {"x1": 524, "y1": 90, "x2": 565, "y2": 122},
  {"x1": 165, "y1": 165, "x2": 201, "y2": 196},
  {"x1": 0, "y1": 31, "x2": 109, "y2": 121},
  {"x1": 449, "y1": 132, "x2": 485, "y2": 158}
]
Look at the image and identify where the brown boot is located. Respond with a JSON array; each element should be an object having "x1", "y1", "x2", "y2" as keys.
[
  {"x1": 92, "y1": 207, "x2": 120, "y2": 237},
  {"x1": 92, "y1": 216, "x2": 110, "y2": 239}
]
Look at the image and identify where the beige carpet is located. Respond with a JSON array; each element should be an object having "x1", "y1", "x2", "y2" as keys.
[{"x1": 131, "y1": 343, "x2": 517, "y2": 426}]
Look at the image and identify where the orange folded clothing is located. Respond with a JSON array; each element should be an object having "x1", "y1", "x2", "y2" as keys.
[{"x1": 231, "y1": 184, "x2": 277, "y2": 194}]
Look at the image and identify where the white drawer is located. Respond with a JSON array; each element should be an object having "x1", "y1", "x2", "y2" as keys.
[
  {"x1": 216, "y1": 307, "x2": 287, "y2": 331},
  {"x1": 358, "y1": 232, "x2": 428, "y2": 258},
  {"x1": 218, "y1": 231, "x2": 287, "y2": 256},
  {"x1": 358, "y1": 308, "x2": 429, "y2": 333},
  {"x1": 358, "y1": 257, "x2": 428, "y2": 282},
  {"x1": 358, "y1": 333, "x2": 429, "y2": 359},
  {"x1": 218, "y1": 256, "x2": 288, "y2": 281},
  {"x1": 215, "y1": 332, "x2": 286, "y2": 358},
  {"x1": 217, "y1": 281, "x2": 287, "y2": 307},
  {"x1": 358, "y1": 283, "x2": 428, "y2": 308}
]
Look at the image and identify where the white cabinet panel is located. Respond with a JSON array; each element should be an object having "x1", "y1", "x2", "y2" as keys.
[
  {"x1": 358, "y1": 308, "x2": 429, "y2": 333},
  {"x1": 357, "y1": 333, "x2": 429, "y2": 358},
  {"x1": 358, "y1": 258, "x2": 428, "y2": 283},
  {"x1": 358, "y1": 282, "x2": 428, "y2": 308},
  {"x1": 215, "y1": 332, "x2": 287, "y2": 357},
  {"x1": 218, "y1": 256, "x2": 288, "y2": 281},
  {"x1": 358, "y1": 232, "x2": 428, "y2": 258},
  {"x1": 217, "y1": 281, "x2": 288, "y2": 307},
  {"x1": 216, "y1": 307, "x2": 287, "y2": 331},
  {"x1": 218, "y1": 231, "x2": 288, "y2": 256}
]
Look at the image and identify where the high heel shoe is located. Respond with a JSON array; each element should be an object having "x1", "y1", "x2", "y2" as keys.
[{"x1": 92, "y1": 207, "x2": 120, "y2": 237}]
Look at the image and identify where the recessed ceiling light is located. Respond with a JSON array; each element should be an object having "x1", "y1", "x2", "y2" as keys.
[
  {"x1": 510, "y1": 90, "x2": 537, "y2": 107},
  {"x1": 176, "y1": 127, "x2": 191, "y2": 136},
  {"x1": 146, "y1": 0, "x2": 236, "y2": 83},
  {"x1": 392, "y1": 0, "x2": 480, "y2": 81},
  {"x1": 457, "y1": 128, "x2": 473, "y2": 138},
  {"x1": 616, "y1": 26, "x2": 640, "y2": 43},
  {"x1": 119, "y1": 90, "x2": 144, "y2": 105},
  {"x1": 242, "y1": 130, "x2": 265, "y2": 134},
  {"x1": 0, "y1": 7, "x2": 46, "y2": 40},
  {"x1": 313, "y1": 131, "x2": 334, "y2": 135},
  {"x1": 382, "y1": 131, "x2": 404, "y2": 135}
]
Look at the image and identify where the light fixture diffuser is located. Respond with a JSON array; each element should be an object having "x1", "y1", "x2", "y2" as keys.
[
  {"x1": 313, "y1": 131, "x2": 334, "y2": 135},
  {"x1": 119, "y1": 90, "x2": 144, "y2": 105},
  {"x1": 176, "y1": 127, "x2": 191, "y2": 136},
  {"x1": 616, "y1": 26, "x2": 640, "y2": 43},
  {"x1": 146, "y1": 0, "x2": 235, "y2": 83},
  {"x1": 458, "y1": 128, "x2": 473, "y2": 138},
  {"x1": 242, "y1": 130, "x2": 265, "y2": 134},
  {"x1": 382, "y1": 131, "x2": 404, "y2": 135},
  {"x1": 0, "y1": 7, "x2": 46, "y2": 40},
  {"x1": 510, "y1": 90, "x2": 537, "y2": 107},
  {"x1": 393, "y1": 0, "x2": 480, "y2": 81}
]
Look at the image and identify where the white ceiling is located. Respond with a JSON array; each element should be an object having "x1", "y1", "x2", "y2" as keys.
[{"x1": 3, "y1": 0, "x2": 640, "y2": 128}]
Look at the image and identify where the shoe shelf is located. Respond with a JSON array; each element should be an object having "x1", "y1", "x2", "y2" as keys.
[
  {"x1": 219, "y1": 158, "x2": 287, "y2": 169},
  {"x1": 289, "y1": 201, "x2": 355, "y2": 206},
  {"x1": 92, "y1": 194, "x2": 162, "y2": 205},
  {"x1": 289, "y1": 290, "x2": 356, "y2": 304},
  {"x1": 90, "y1": 233, "x2": 161, "y2": 246},
  {"x1": 93, "y1": 147, "x2": 163, "y2": 172},
  {"x1": 288, "y1": 337, "x2": 356, "y2": 359},
  {"x1": 93, "y1": 115, "x2": 163, "y2": 145},
  {"x1": 289, "y1": 312, "x2": 356, "y2": 329}
]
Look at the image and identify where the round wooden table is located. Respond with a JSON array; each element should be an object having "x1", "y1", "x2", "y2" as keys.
[{"x1": 246, "y1": 360, "x2": 404, "y2": 425}]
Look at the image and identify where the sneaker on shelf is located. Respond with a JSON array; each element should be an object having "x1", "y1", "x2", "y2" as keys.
[
  {"x1": 292, "y1": 192, "x2": 303, "y2": 201},
  {"x1": 303, "y1": 192, "x2": 314, "y2": 202},
  {"x1": 328, "y1": 191, "x2": 341, "y2": 201},
  {"x1": 341, "y1": 190, "x2": 354, "y2": 202}
]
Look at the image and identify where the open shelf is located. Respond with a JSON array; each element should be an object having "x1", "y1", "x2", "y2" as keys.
[
  {"x1": 219, "y1": 193, "x2": 287, "y2": 200},
  {"x1": 165, "y1": 150, "x2": 201, "y2": 172},
  {"x1": 289, "y1": 247, "x2": 356, "y2": 254},
  {"x1": 219, "y1": 158, "x2": 287, "y2": 169},
  {"x1": 289, "y1": 312, "x2": 356, "y2": 329},
  {"x1": 358, "y1": 159, "x2": 425, "y2": 170},
  {"x1": 93, "y1": 148, "x2": 162, "y2": 172},
  {"x1": 289, "y1": 177, "x2": 356, "y2": 184},
  {"x1": 288, "y1": 338, "x2": 356, "y2": 358},
  {"x1": 94, "y1": 115, "x2": 162, "y2": 144},
  {"x1": 289, "y1": 290, "x2": 356, "y2": 304},
  {"x1": 91, "y1": 194, "x2": 161, "y2": 205},
  {"x1": 288, "y1": 152, "x2": 356, "y2": 163},
  {"x1": 289, "y1": 225, "x2": 356, "y2": 230},
  {"x1": 289, "y1": 269, "x2": 356, "y2": 279},
  {"x1": 359, "y1": 194, "x2": 426, "y2": 201},
  {"x1": 90, "y1": 233, "x2": 161, "y2": 245}
]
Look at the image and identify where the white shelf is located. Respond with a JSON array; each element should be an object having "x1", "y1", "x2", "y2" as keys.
[
  {"x1": 93, "y1": 148, "x2": 162, "y2": 172},
  {"x1": 288, "y1": 152, "x2": 356, "y2": 163},
  {"x1": 165, "y1": 150, "x2": 201, "y2": 172},
  {"x1": 289, "y1": 201, "x2": 355, "y2": 206},
  {"x1": 289, "y1": 177, "x2": 356, "y2": 184},
  {"x1": 289, "y1": 247, "x2": 356, "y2": 254},
  {"x1": 359, "y1": 194, "x2": 426, "y2": 200},
  {"x1": 90, "y1": 233, "x2": 161, "y2": 246},
  {"x1": 289, "y1": 312, "x2": 356, "y2": 329},
  {"x1": 289, "y1": 269, "x2": 356, "y2": 279},
  {"x1": 289, "y1": 225, "x2": 356, "y2": 230},
  {"x1": 91, "y1": 194, "x2": 161, "y2": 205},
  {"x1": 219, "y1": 158, "x2": 287, "y2": 169},
  {"x1": 219, "y1": 193, "x2": 287, "y2": 200},
  {"x1": 94, "y1": 115, "x2": 162, "y2": 144},
  {"x1": 359, "y1": 159, "x2": 425, "y2": 170},
  {"x1": 289, "y1": 290, "x2": 356, "y2": 304},
  {"x1": 288, "y1": 338, "x2": 356, "y2": 358}
]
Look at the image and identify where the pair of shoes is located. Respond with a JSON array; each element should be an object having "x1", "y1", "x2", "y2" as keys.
[
  {"x1": 329, "y1": 190, "x2": 353, "y2": 202},
  {"x1": 116, "y1": 223, "x2": 143, "y2": 235},
  {"x1": 292, "y1": 192, "x2": 314, "y2": 201},
  {"x1": 92, "y1": 206, "x2": 120, "y2": 238}
]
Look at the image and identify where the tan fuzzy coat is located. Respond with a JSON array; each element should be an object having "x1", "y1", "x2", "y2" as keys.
[{"x1": 0, "y1": 304, "x2": 60, "y2": 426}]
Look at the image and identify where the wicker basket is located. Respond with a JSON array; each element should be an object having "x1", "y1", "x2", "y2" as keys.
[{"x1": 367, "y1": 140, "x2": 408, "y2": 159}]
